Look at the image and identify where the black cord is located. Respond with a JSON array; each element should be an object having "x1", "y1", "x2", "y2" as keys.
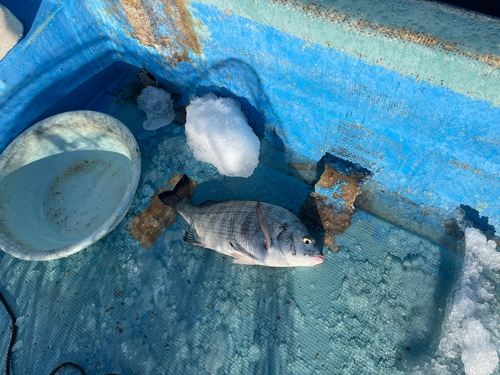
[
  {"x1": 48, "y1": 362, "x2": 85, "y2": 375},
  {"x1": 0, "y1": 288, "x2": 88, "y2": 375},
  {"x1": 0, "y1": 288, "x2": 17, "y2": 375},
  {"x1": 0, "y1": 287, "x2": 122, "y2": 375}
]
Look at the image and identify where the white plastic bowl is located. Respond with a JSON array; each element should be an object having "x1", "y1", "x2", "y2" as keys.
[{"x1": 0, "y1": 111, "x2": 141, "y2": 260}]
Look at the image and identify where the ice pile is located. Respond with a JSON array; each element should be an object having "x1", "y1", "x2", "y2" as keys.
[
  {"x1": 185, "y1": 94, "x2": 260, "y2": 178},
  {"x1": 137, "y1": 86, "x2": 175, "y2": 131},
  {"x1": 431, "y1": 228, "x2": 500, "y2": 375},
  {"x1": 205, "y1": 331, "x2": 228, "y2": 374}
]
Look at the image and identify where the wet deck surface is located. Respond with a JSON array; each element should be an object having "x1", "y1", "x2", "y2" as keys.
[{"x1": 0, "y1": 64, "x2": 464, "y2": 374}]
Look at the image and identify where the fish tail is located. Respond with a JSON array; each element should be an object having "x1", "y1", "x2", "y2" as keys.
[{"x1": 158, "y1": 174, "x2": 191, "y2": 213}]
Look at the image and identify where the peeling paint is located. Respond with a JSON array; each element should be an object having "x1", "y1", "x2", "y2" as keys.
[
  {"x1": 100, "y1": 0, "x2": 131, "y2": 26},
  {"x1": 316, "y1": 164, "x2": 370, "y2": 212},
  {"x1": 268, "y1": 0, "x2": 500, "y2": 67},
  {"x1": 476, "y1": 201, "x2": 489, "y2": 212},
  {"x1": 300, "y1": 161, "x2": 370, "y2": 250},
  {"x1": 300, "y1": 192, "x2": 353, "y2": 249},
  {"x1": 128, "y1": 174, "x2": 198, "y2": 249},
  {"x1": 451, "y1": 159, "x2": 485, "y2": 175},
  {"x1": 119, "y1": 0, "x2": 202, "y2": 63}
]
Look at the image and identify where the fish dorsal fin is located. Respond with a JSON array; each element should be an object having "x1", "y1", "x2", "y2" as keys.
[{"x1": 257, "y1": 195, "x2": 271, "y2": 251}]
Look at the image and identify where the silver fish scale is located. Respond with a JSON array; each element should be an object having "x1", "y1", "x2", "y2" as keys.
[{"x1": 178, "y1": 200, "x2": 305, "y2": 258}]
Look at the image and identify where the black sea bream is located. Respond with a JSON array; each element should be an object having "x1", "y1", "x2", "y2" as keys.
[{"x1": 159, "y1": 175, "x2": 324, "y2": 267}]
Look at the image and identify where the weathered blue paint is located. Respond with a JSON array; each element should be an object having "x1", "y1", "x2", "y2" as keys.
[{"x1": 0, "y1": 0, "x2": 499, "y2": 231}]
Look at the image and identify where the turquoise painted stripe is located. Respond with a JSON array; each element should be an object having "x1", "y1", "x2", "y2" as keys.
[{"x1": 195, "y1": 0, "x2": 500, "y2": 106}]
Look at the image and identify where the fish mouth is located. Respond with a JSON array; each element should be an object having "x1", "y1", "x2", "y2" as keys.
[{"x1": 309, "y1": 255, "x2": 324, "y2": 264}]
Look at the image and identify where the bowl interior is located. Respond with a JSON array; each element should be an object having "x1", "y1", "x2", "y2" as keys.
[{"x1": 0, "y1": 111, "x2": 138, "y2": 257}]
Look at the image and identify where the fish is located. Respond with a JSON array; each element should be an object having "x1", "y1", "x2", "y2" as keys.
[{"x1": 158, "y1": 174, "x2": 324, "y2": 267}]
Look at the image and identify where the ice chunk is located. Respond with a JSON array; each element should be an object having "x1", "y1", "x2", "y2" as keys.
[
  {"x1": 12, "y1": 340, "x2": 23, "y2": 352},
  {"x1": 137, "y1": 86, "x2": 175, "y2": 131},
  {"x1": 461, "y1": 318, "x2": 498, "y2": 375},
  {"x1": 433, "y1": 228, "x2": 500, "y2": 375},
  {"x1": 185, "y1": 94, "x2": 260, "y2": 178},
  {"x1": 126, "y1": 260, "x2": 141, "y2": 280},
  {"x1": 249, "y1": 344, "x2": 261, "y2": 361},
  {"x1": 465, "y1": 227, "x2": 500, "y2": 270},
  {"x1": 205, "y1": 331, "x2": 228, "y2": 374}
]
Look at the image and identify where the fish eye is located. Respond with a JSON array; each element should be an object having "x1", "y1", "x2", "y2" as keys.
[{"x1": 302, "y1": 237, "x2": 312, "y2": 245}]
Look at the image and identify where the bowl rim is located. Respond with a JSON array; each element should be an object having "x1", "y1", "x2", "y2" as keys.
[{"x1": 0, "y1": 110, "x2": 141, "y2": 261}]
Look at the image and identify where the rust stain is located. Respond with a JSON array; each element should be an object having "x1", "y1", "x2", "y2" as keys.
[
  {"x1": 451, "y1": 159, "x2": 485, "y2": 175},
  {"x1": 270, "y1": 0, "x2": 500, "y2": 70},
  {"x1": 119, "y1": 0, "x2": 202, "y2": 63},
  {"x1": 287, "y1": 162, "x2": 309, "y2": 171},
  {"x1": 316, "y1": 164, "x2": 369, "y2": 212},
  {"x1": 128, "y1": 174, "x2": 198, "y2": 249},
  {"x1": 119, "y1": 0, "x2": 158, "y2": 45},
  {"x1": 299, "y1": 163, "x2": 370, "y2": 249},
  {"x1": 300, "y1": 192, "x2": 352, "y2": 248},
  {"x1": 101, "y1": 0, "x2": 131, "y2": 28}
]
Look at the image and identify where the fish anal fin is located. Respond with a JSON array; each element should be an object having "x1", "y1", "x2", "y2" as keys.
[
  {"x1": 257, "y1": 196, "x2": 272, "y2": 251},
  {"x1": 183, "y1": 225, "x2": 203, "y2": 247}
]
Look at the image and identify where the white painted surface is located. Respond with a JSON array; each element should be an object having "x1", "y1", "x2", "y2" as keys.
[
  {"x1": 0, "y1": 111, "x2": 141, "y2": 260},
  {"x1": 0, "y1": 5, "x2": 23, "y2": 61}
]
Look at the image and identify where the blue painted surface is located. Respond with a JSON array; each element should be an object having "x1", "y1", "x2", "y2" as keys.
[{"x1": 1, "y1": 0, "x2": 498, "y2": 230}]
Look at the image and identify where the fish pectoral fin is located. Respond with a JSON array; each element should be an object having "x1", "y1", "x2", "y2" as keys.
[
  {"x1": 231, "y1": 257, "x2": 256, "y2": 265},
  {"x1": 183, "y1": 225, "x2": 203, "y2": 247},
  {"x1": 256, "y1": 196, "x2": 272, "y2": 251},
  {"x1": 229, "y1": 242, "x2": 258, "y2": 265},
  {"x1": 231, "y1": 252, "x2": 256, "y2": 265}
]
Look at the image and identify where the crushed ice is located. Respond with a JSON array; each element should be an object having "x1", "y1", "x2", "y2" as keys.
[
  {"x1": 137, "y1": 86, "x2": 175, "y2": 131},
  {"x1": 409, "y1": 227, "x2": 500, "y2": 375},
  {"x1": 185, "y1": 93, "x2": 260, "y2": 178}
]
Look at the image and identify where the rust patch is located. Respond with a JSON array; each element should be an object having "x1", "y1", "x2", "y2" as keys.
[
  {"x1": 119, "y1": 0, "x2": 202, "y2": 63},
  {"x1": 300, "y1": 192, "x2": 352, "y2": 248},
  {"x1": 316, "y1": 164, "x2": 369, "y2": 212},
  {"x1": 288, "y1": 162, "x2": 309, "y2": 171},
  {"x1": 451, "y1": 159, "x2": 485, "y2": 175},
  {"x1": 119, "y1": 0, "x2": 157, "y2": 45},
  {"x1": 128, "y1": 174, "x2": 198, "y2": 249},
  {"x1": 101, "y1": 0, "x2": 132, "y2": 31},
  {"x1": 270, "y1": 0, "x2": 500, "y2": 70},
  {"x1": 300, "y1": 163, "x2": 370, "y2": 250}
]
